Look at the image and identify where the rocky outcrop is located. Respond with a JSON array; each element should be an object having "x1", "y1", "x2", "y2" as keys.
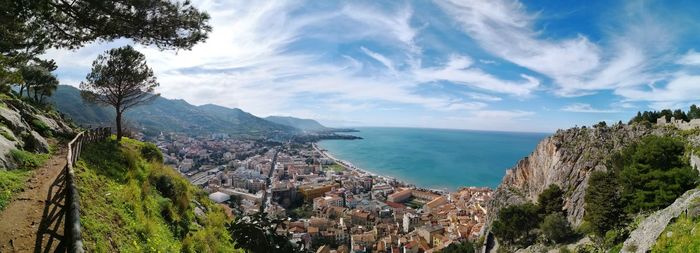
[
  {"x1": 0, "y1": 97, "x2": 75, "y2": 169},
  {"x1": 486, "y1": 124, "x2": 671, "y2": 227},
  {"x1": 621, "y1": 189, "x2": 700, "y2": 253},
  {"x1": 0, "y1": 106, "x2": 31, "y2": 133},
  {"x1": 691, "y1": 154, "x2": 700, "y2": 173}
]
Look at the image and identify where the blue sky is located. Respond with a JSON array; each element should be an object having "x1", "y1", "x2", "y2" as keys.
[{"x1": 45, "y1": 0, "x2": 700, "y2": 132}]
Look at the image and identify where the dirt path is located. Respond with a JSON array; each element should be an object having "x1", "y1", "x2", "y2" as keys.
[{"x1": 0, "y1": 147, "x2": 68, "y2": 253}]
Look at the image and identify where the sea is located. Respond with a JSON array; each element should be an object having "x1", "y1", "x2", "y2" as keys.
[{"x1": 317, "y1": 127, "x2": 549, "y2": 191}]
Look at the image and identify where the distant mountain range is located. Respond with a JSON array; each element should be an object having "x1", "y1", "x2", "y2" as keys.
[
  {"x1": 49, "y1": 85, "x2": 332, "y2": 137},
  {"x1": 265, "y1": 116, "x2": 329, "y2": 132}
]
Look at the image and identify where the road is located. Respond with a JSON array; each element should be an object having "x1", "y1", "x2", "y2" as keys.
[{"x1": 259, "y1": 149, "x2": 278, "y2": 213}]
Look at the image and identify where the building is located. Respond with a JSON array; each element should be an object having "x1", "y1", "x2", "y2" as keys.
[
  {"x1": 417, "y1": 224, "x2": 444, "y2": 247},
  {"x1": 313, "y1": 195, "x2": 344, "y2": 210},
  {"x1": 300, "y1": 183, "x2": 339, "y2": 201},
  {"x1": 387, "y1": 188, "x2": 412, "y2": 203}
]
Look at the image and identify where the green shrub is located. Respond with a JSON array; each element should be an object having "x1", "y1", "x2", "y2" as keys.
[
  {"x1": 441, "y1": 240, "x2": 476, "y2": 253},
  {"x1": 11, "y1": 149, "x2": 49, "y2": 169},
  {"x1": 492, "y1": 203, "x2": 540, "y2": 247},
  {"x1": 141, "y1": 142, "x2": 163, "y2": 163},
  {"x1": 0, "y1": 129, "x2": 15, "y2": 141},
  {"x1": 584, "y1": 170, "x2": 624, "y2": 237},
  {"x1": 614, "y1": 135, "x2": 698, "y2": 214},
  {"x1": 30, "y1": 118, "x2": 52, "y2": 137},
  {"x1": 540, "y1": 213, "x2": 574, "y2": 244},
  {"x1": 538, "y1": 184, "x2": 565, "y2": 216}
]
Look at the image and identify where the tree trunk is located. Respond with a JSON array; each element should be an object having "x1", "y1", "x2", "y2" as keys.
[{"x1": 116, "y1": 109, "x2": 123, "y2": 142}]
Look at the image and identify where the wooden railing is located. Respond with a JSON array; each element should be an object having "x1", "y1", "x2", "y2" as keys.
[{"x1": 64, "y1": 127, "x2": 111, "y2": 253}]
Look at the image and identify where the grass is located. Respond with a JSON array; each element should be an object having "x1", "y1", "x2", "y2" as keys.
[
  {"x1": 652, "y1": 213, "x2": 700, "y2": 252},
  {"x1": 324, "y1": 163, "x2": 345, "y2": 173},
  {"x1": 0, "y1": 149, "x2": 51, "y2": 211},
  {"x1": 0, "y1": 169, "x2": 32, "y2": 210},
  {"x1": 11, "y1": 149, "x2": 50, "y2": 169},
  {"x1": 76, "y1": 136, "x2": 239, "y2": 252}
]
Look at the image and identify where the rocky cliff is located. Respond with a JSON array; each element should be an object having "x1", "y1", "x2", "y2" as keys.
[
  {"x1": 486, "y1": 124, "x2": 674, "y2": 227},
  {"x1": 0, "y1": 96, "x2": 74, "y2": 169}
]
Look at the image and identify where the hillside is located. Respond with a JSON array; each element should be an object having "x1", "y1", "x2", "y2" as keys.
[
  {"x1": 484, "y1": 122, "x2": 700, "y2": 252},
  {"x1": 49, "y1": 85, "x2": 295, "y2": 137},
  {"x1": 265, "y1": 116, "x2": 328, "y2": 132},
  {"x1": 74, "y1": 137, "x2": 240, "y2": 252}
]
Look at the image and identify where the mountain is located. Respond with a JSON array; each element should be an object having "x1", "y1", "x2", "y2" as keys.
[
  {"x1": 265, "y1": 116, "x2": 328, "y2": 132},
  {"x1": 49, "y1": 85, "x2": 295, "y2": 137}
]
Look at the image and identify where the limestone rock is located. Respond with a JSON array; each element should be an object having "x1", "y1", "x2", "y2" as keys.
[
  {"x1": 25, "y1": 130, "x2": 50, "y2": 153},
  {"x1": 0, "y1": 106, "x2": 30, "y2": 132},
  {"x1": 33, "y1": 114, "x2": 74, "y2": 136},
  {"x1": 621, "y1": 189, "x2": 700, "y2": 253},
  {"x1": 0, "y1": 134, "x2": 18, "y2": 170},
  {"x1": 485, "y1": 124, "x2": 671, "y2": 228}
]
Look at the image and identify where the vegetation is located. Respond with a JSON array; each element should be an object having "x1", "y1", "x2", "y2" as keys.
[
  {"x1": 585, "y1": 171, "x2": 625, "y2": 237},
  {"x1": 584, "y1": 135, "x2": 699, "y2": 247},
  {"x1": 538, "y1": 184, "x2": 565, "y2": 215},
  {"x1": 227, "y1": 212, "x2": 301, "y2": 253},
  {"x1": 325, "y1": 163, "x2": 345, "y2": 173},
  {"x1": 80, "y1": 45, "x2": 160, "y2": 141},
  {"x1": 1, "y1": 0, "x2": 210, "y2": 90},
  {"x1": 540, "y1": 213, "x2": 574, "y2": 244},
  {"x1": 0, "y1": 149, "x2": 50, "y2": 210},
  {"x1": 0, "y1": 169, "x2": 32, "y2": 210},
  {"x1": 492, "y1": 202, "x2": 540, "y2": 247},
  {"x1": 614, "y1": 135, "x2": 698, "y2": 214},
  {"x1": 75, "y1": 137, "x2": 238, "y2": 252},
  {"x1": 289, "y1": 203, "x2": 314, "y2": 220},
  {"x1": 652, "y1": 213, "x2": 700, "y2": 252},
  {"x1": 629, "y1": 104, "x2": 700, "y2": 124},
  {"x1": 440, "y1": 240, "x2": 476, "y2": 253},
  {"x1": 494, "y1": 184, "x2": 576, "y2": 249},
  {"x1": 18, "y1": 63, "x2": 59, "y2": 103}
]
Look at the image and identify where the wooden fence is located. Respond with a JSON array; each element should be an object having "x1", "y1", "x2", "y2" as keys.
[{"x1": 64, "y1": 127, "x2": 111, "y2": 253}]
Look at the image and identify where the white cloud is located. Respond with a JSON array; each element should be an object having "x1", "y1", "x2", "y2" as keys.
[
  {"x1": 435, "y1": 0, "x2": 683, "y2": 100},
  {"x1": 361, "y1": 47, "x2": 396, "y2": 72},
  {"x1": 413, "y1": 55, "x2": 540, "y2": 96},
  {"x1": 615, "y1": 74, "x2": 700, "y2": 103},
  {"x1": 677, "y1": 49, "x2": 700, "y2": 66},
  {"x1": 464, "y1": 92, "x2": 502, "y2": 102},
  {"x1": 561, "y1": 103, "x2": 620, "y2": 113},
  {"x1": 470, "y1": 110, "x2": 534, "y2": 120}
]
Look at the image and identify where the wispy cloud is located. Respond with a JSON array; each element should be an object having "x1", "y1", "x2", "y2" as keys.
[
  {"x1": 561, "y1": 103, "x2": 620, "y2": 113},
  {"x1": 43, "y1": 0, "x2": 700, "y2": 131}
]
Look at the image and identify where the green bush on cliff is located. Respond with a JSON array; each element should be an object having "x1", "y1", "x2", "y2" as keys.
[
  {"x1": 75, "y1": 137, "x2": 239, "y2": 252},
  {"x1": 613, "y1": 135, "x2": 698, "y2": 214},
  {"x1": 585, "y1": 135, "x2": 699, "y2": 245},
  {"x1": 492, "y1": 203, "x2": 540, "y2": 247}
]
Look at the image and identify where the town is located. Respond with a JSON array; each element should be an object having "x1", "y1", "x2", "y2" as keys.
[{"x1": 151, "y1": 132, "x2": 493, "y2": 252}]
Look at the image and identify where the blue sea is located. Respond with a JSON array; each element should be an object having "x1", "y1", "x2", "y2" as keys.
[{"x1": 317, "y1": 127, "x2": 549, "y2": 191}]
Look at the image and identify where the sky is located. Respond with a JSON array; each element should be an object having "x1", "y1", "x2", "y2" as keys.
[{"x1": 44, "y1": 0, "x2": 700, "y2": 133}]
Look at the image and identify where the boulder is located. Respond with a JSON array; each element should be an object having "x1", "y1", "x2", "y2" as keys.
[
  {"x1": 34, "y1": 114, "x2": 74, "y2": 136},
  {"x1": 0, "y1": 106, "x2": 30, "y2": 133},
  {"x1": 25, "y1": 130, "x2": 50, "y2": 153},
  {"x1": 0, "y1": 134, "x2": 18, "y2": 170}
]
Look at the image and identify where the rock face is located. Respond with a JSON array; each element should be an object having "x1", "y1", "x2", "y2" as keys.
[
  {"x1": 0, "y1": 98, "x2": 75, "y2": 170},
  {"x1": 486, "y1": 124, "x2": 670, "y2": 227},
  {"x1": 621, "y1": 189, "x2": 700, "y2": 253}
]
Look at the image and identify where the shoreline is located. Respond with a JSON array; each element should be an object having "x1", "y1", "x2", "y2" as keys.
[{"x1": 313, "y1": 142, "x2": 455, "y2": 194}]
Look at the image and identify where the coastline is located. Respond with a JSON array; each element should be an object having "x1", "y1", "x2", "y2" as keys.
[{"x1": 312, "y1": 142, "x2": 452, "y2": 194}]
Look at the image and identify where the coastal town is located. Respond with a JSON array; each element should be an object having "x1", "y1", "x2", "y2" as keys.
[{"x1": 151, "y1": 132, "x2": 493, "y2": 252}]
